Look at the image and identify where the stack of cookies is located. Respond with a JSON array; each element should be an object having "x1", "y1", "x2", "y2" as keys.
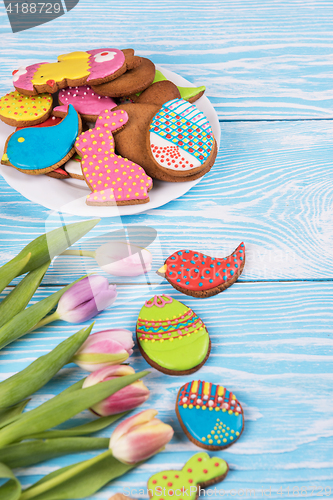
[{"x1": 0, "y1": 48, "x2": 217, "y2": 206}]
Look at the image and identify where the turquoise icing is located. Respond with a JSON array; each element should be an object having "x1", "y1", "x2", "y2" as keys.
[
  {"x1": 6, "y1": 104, "x2": 79, "y2": 171},
  {"x1": 177, "y1": 382, "x2": 244, "y2": 448}
]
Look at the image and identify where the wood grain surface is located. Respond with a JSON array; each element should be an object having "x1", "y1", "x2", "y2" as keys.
[{"x1": 0, "y1": 0, "x2": 332, "y2": 498}]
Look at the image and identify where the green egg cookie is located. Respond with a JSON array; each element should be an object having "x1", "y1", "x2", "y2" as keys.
[{"x1": 136, "y1": 294, "x2": 211, "y2": 375}]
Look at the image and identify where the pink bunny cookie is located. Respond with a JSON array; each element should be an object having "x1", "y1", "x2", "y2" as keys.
[
  {"x1": 13, "y1": 48, "x2": 141, "y2": 95},
  {"x1": 53, "y1": 85, "x2": 116, "y2": 121},
  {"x1": 75, "y1": 109, "x2": 153, "y2": 206}
]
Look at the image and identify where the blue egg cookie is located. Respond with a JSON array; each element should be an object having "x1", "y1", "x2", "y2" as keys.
[{"x1": 176, "y1": 380, "x2": 244, "y2": 450}]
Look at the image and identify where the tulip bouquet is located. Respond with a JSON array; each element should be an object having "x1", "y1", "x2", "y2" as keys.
[{"x1": 0, "y1": 220, "x2": 174, "y2": 500}]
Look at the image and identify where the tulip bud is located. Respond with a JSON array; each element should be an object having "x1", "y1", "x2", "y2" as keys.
[
  {"x1": 82, "y1": 365, "x2": 150, "y2": 416},
  {"x1": 72, "y1": 329, "x2": 134, "y2": 372},
  {"x1": 109, "y1": 409, "x2": 174, "y2": 464},
  {"x1": 95, "y1": 242, "x2": 152, "y2": 277},
  {"x1": 56, "y1": 275, "x2": 117, "y2": 323}
]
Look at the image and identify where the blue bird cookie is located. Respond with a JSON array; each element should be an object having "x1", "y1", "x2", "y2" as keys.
[
  {"x1": 1, "y1": 104, "x2": 81, "y2": 175},
  {"x1": 176, "y1": 380, "x2": 244, "y2": 450}
]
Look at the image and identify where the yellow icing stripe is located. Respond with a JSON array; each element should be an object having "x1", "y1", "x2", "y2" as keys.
[
  {"x1": 191, "y1": 380, "x2": 198, "y2": 393},
  {"x1": 203, "y1": 382, "x2": 211, "y2": 395},
  {"x1": 217, "y1": 386, "x2": 225, "y2": 396}
]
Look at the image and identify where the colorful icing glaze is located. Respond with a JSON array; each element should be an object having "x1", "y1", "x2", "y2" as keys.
[
  {"x1": 149, "y1": 99, "x2": 214, "y2": 171},
  {"x1": 177, "y1": 381, "x2": 244, "y2": 449},
  {"x1": 53, "y1": 85, "x2": 116, "y2": 117},
  {"x1": 3, "y1": 104, "x2": 79, "y2": 172},
  {"x1": 16, "y1": 115, "x2": 61, "y2": 131},
  {"x1": 136, "y1": 295, "x2": 210, "y2": 372},
  {"x1": 0, "y1": 91, "x2": 52, "y2": 124},
  {"x1": 153, "y1": 70, "x2": 206, "y2": 102},
  {"x1": 75, "y1": 109, "x2": 152, "y2": 205},
  {"x1": 13, "y1": 49, "x2": 125, "y2": 93},
  {"x1": 165, "y1": 243, "x2": 245, "y2": 292},
  {"x1": 147, "y1": 452, "x2": 228, "y2": 500}
]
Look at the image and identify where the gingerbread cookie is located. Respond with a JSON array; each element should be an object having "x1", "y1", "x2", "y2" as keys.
[
  {"x1": 113, "y1": 98, "x2": 217, "y2": 181},
  {"x1": 13, "y1": 48, "x2": 141, "y2": 95},
  {"x1": 1, "y1": 104, "x2": 81, "y2": 175},
  {"x1": 136, "y1": 294, "x2": 210, "y2": 375},
  {"x1": 16, "y1": 115, "x2": 61, "y2": 130},
  {"x1": 147, "y1": 453, "x2": 228, "y2": 500},
  {"x1": 158, "y1": 243, "x2": 245, "y2": 298},
  {"x1": 0, "y1": 90, "x2": 52, "y2": 127},
  {"x1": 92, "y1": 57, "x2": 155, "y2": 98},
  {"x1": 135, "y1": 80, "x2": 181, "y2": 106},
  {"x1": 53, "y1": 85, "x2": 116, "y2": 121},
  {"x1": 152, "y1": 70, "x2": 206, "y2": 103},
  {"x1": 46, "y1": 167, "x2": 70, "y2": 179},
  {"x1": 63, "y1": 154, "x2": 84, "y2": 180},
  {"x1": 176, "y1": 381, "x2": 244, "y2": 450},
  {"x1": 75, "y1": 108, "x2": 153, "y2": 206}
]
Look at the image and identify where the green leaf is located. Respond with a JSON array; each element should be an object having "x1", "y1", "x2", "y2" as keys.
[
  {"x1": 0, "y1": 219, "x2": 100, "y2": 287},
  {"x1": 0, "y1": 275, "x2": 87, "y2": 350},
  {"x1": 0, "y1": 400, "x2": 29, "y2": 429},
  {"x1": 0, "y1": 253, "x2": 31, "y2": 295},
  {"x1": 0, "y1": 462, "x2": 21, "y2": 500},
  {"x1": 0, "y1": 324, "x2": 93, "y2": 409},
  {"x1": 0, "y1": 262, "x2": 50, "y2": 329},
  {"x1": 29, "y1": 412, "x2": 128, "y2": 439},
  {"x1": 20, "y1": 450, "x2": 135, "y2": 500},
  {"x1": 0, "y1": 370, "x2": 149, "y2": 447},
  {"x1": 0, "y1": 437, "x2": 109, "y2": 469}
]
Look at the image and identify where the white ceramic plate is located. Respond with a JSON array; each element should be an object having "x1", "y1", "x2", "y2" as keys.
[{"x1": 0, "y1": 66, "x2": 221, "y2": 217}]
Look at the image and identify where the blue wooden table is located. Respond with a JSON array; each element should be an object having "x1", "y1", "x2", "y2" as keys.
[{"x1": 0, "y1": 1, "x2": 333, "y2": 498}]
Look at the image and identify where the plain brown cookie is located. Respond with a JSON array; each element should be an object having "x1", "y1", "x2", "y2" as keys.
[
  {"x1": 92, "y1": 57, "x2": 155, "y2": 98},
  {"x1": 113, "y1": 102, "x2": 217, "y2": 181}
]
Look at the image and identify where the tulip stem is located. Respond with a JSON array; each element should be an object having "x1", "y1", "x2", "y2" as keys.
[
  {"x1": 19, "y1": 449, "x2": 113, "y2": 500},
  {"x1": 62, "y1": 249, "x2": 96, "y2": 259},
  {"x1": 32, "y1": 311, "x2": 60, "y2": 331}
]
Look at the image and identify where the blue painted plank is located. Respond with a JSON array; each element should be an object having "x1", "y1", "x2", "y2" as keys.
[
  {"x1": 1, "y1": 120, "x2": 333, "y2": 282},
  {"x1": 1, "y1": 0, "x2": 333, "y2": 119},
  {"x1": 0, "y1": 282, "x2": 332, "y2": 498}
]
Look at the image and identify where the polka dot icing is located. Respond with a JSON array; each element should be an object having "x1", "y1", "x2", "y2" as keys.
[
  {"x1": 54, "y1": 85, "x2": 117, "y2": 118},
  {"x1": 165, "y1": 243, "x2": 245, "y2": 293},
  {"x1": 149, "y1": 98, "x2": 214, "y2": 171},
  {"x1": 147, "y1": 452, "x2": 228, "y2": 500},
  {"x1": 75, "y1": 109, "x2": 153, "y2": 205},
  {"x1": 0, "y1": 91, "x2": 52, "y2": 125},
  {"x1": 177, "y1": 380, "x2": 244, "y2": 450}
]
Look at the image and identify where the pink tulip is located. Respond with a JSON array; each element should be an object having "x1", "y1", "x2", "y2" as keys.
[
  {"x1": 56, "y1": 275, "x2": 117, "y2": 323},
  {"x1": 72, "y1": 329, "x2": 134, "y2": 372},
  {"x1": 109, "y1": 409, "x2": 174, "y2": 464},
  {"x1": 82, "y1": 365, "x2": 150, "y2": 416}
]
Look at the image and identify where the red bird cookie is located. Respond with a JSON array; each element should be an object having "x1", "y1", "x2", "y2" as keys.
[{"x1": 158, "y1": 243, "x2": 245, "y2": 298}]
